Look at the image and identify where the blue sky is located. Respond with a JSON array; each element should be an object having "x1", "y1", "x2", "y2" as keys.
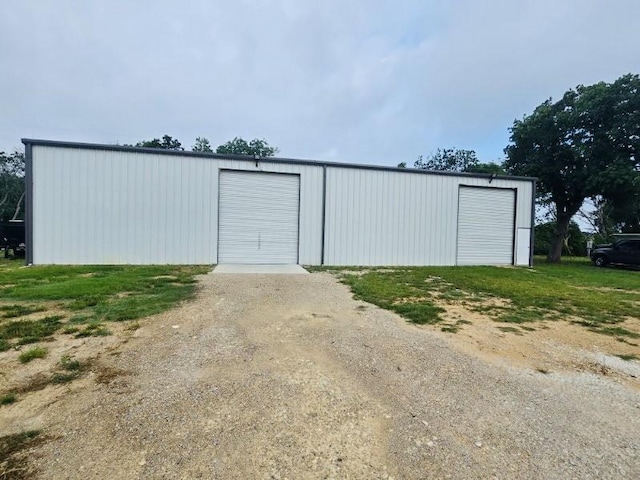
[{"x1": 1, "y1": 0, "x2": 639, "y2": 167}]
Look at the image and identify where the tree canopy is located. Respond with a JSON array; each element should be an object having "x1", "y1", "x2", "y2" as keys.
[
  {"x1": 134, "y1": 135, "x2": 183, "y2": 150},
  {"x1": 192, "y1": 137, "x2": 213, "y2": 153},
  {"x1": 504, "y1": 73, "x2": 640, "y2": 262},
  {"x1": 413, "y1": 148, "x2": 505, "y2": 175},
  {"x1": 0, "y1": 150, "x2": 25, "y2": 222},
  {"x1": 216, "y1": 137, "x2": 278, "y2": 157}
]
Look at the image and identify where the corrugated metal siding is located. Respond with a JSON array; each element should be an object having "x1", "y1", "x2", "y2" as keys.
[
  {"x1": 218, "y1": 171, "x2": 300, "y2": 264},
  {"x1": 31, "y1": 146, "x2": 323, "y2": 264},
  {"x1": 456, "y1": 187, "x2": 516, "y2": 265},
  {"x1": 31, "y1": 144, "x2": 533, "y2": 266},
  {"x1": 323, "y1": 167, "x2": 533, "y2": 266}
]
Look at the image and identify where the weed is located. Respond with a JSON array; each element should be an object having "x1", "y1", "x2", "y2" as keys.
[
  {"x1": 74, "y1": 323, "x2": 111, "y2": 338},
  {"x1": 0, "y1": 430, "x2": 45, "y2": 479},
  {"x1": 0, "y1": 304, "x2": 46, "y2": 318},
  {"x1": 498, "y1": 326, "x2": 522, "y2": 334},
  {"x1": 67, "y1": 314, "x2": 98, "y2": 324},
  {"x1": 615, "y1": 353, "x2": 639, "y2": 361},
  {"x1": 0, "y1": 393, "x2": 16, "y2": 405},
  {"x1": 18, "y1": 346, "x2": 48, "y2": 363},
  {"x1": 440, "y1": 325, "x2": 459, "y2": 333},
  {"x1": 0, "y1": 339, "x2": 9, "y2": 352},
  {"x1": 59, "y1": 355, "x2": 82, "y2": 371},
  {"x1": 62, "y1": 326, "x2": 80, "y2": 334},
  {"x1": 125, "y1": 322, "x2": 140, "y2": 331},
  {"x1": 51, "y1": 372, "x2": 79, "y2": 384}
]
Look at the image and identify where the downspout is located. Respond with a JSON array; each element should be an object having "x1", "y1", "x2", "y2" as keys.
[
  {"x1": 529, "y1": 180, "x2": 536, "y2": 267},
  {"x1": 24, "y1": 142, "x2": 34, "y2": 265},
  {"x1": 320, "y1": 164, "x2": 327, "y2": 265}
]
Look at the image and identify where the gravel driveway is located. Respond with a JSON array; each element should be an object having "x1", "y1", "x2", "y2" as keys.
[{"x1": 31, "y1": 272, "x2": 640, "y2": 479}]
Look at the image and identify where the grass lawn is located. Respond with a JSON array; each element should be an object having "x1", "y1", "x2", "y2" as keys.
[
  {"x1": 319, "y1": 257, "x2": 640, "y2": 338},
  {"x1": 0, "y1": 259, "x2": 209, "y2": 350}
]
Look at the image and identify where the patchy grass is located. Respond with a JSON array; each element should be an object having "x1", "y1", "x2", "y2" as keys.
[
  {"x1": 340, "y1": 272, "x2": 445, "y2": 325},
  {"x1": 2, "y1": 356, "x2": 91, "y2": 401},
  {"x1": 332, "y1": 257, "x2": 640, "y2": 337},
  {"x1": 0, "y1": 304, "x2": 46, "y2": 319},
  {"x1": 18, "y1": 346, "x2": 47, "y2": 363},
  {"x1": 0, "y1": 259, "x2": 209, "y2": 349}
]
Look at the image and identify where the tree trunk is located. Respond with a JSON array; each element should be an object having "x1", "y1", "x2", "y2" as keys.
[
  {"x1": 546, "y1": 213, "x2": 572, "y2": 263},
  {"x1": 10, "y1": 192, "x2": 24, "y2": 221}
]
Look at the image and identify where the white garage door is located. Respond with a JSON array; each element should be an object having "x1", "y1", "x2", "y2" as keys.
[
  {"x1": 457, "y1": 187, "x2": 515, "y2": 265},
  {"x1": 218, "y1": 171, "x2": 300, "y2": 264}
]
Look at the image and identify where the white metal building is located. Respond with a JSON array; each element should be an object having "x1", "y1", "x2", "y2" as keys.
[{"x1": 23, "y1": 139, "x2": 536, "y2": 266}]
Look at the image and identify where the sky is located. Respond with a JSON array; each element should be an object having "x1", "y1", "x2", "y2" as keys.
[{"x1": 1, "y1": 0, "x2": 639, "y2": 167}]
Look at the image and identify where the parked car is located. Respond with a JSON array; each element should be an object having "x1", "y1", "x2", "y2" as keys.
[
  {"x1": 0, "y1": 221, "x2": 25, "y2": 258},
  {"x1": 590, "y1": 239, "x2": 640, "y2": 267}
]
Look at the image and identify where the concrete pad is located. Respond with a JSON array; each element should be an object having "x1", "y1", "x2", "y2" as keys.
[{"x1": 212, "y1": 264, "x2": 309, "y2": 274}]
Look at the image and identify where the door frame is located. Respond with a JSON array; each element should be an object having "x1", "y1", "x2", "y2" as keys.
[{"x1": 455, "y1": 185, "x2": 518, "y2": 266}]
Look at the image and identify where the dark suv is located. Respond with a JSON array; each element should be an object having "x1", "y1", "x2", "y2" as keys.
[{"x1": 591, "y1": 239, "x2": 640, "y2": 267}]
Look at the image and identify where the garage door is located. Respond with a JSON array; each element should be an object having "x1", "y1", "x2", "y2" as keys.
[
  {"x1": 218, "y1": 171, "x2": 300, "y2": 264},
  {"x1": 457, "y1": 187, "x2": 515, "y2": 265}
]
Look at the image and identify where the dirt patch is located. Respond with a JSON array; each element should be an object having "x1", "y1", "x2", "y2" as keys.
[
  {"x1": 428, "y1": 298, "x2": 640, "y2": 387},
  {"x1": 3, "y1": 273, "x2": 640, "y2": 478}
]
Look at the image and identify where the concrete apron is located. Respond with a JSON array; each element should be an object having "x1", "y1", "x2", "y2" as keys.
[{"x1": 211, "y1": 264, "x2": 309, "y2": 274}]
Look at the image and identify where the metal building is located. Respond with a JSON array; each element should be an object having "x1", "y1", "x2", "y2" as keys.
[{"x1": 22, "y1": 139, "x2": 536, "y2": 266}]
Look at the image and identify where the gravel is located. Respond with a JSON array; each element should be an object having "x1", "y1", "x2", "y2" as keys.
[{"x1": 29, "y1": 272, "x2": 640, "y2": 479}]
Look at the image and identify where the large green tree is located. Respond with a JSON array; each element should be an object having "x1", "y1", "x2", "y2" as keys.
[
  {"x1": 414, "y1": 148, "x2": 505, "y2": 174},
  {"x1": 504, "y1": 74, "x2": 640, "y2": 263},
  {"x1": 216, "y1": 137, "x2": 278, "y2": 157},
  {"x1": 0, "y1": 150, "x2": 25, "y2": 222}
]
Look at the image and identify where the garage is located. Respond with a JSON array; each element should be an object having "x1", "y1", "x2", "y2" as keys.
[
  {"x1": 456, "y1": 186, "x2": 516, "y2": 265},
  {"x1": 23, "y1": 138, "x2": 535, "y2": 266},
  {"x1": 218, "y1": 170, "x2": 300, "y2": 264}
]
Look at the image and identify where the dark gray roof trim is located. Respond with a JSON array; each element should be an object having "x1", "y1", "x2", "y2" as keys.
[{"x1": 21, "y1": 138, "x2": 536, "y2": 182}]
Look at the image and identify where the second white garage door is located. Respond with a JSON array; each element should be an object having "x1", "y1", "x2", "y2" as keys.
[
  {"x1": 457, "y1": 186, "x2": 516, "y2": 265},
  {"x1": 218, "y1": 170, "x2": 300, "y2": 264}
]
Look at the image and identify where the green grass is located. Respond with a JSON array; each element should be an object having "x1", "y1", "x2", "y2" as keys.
[
  {"x1": 18, "y1": 346, "x2": 47, "y2": 363},
  {"x1": 0, "y1": 259, "x2": 209, "y2": 349},
  {"x1": 0, "y1": 393, "x2": 16, "y2": 405},
  {"x1": 333, "y1": 257, "x2": 640, "y2": 336}
]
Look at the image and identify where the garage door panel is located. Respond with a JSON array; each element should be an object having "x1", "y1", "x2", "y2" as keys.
[
  {"x1": 457, "y1": 187, "x2": 515, "y2": 265},
  {"x1": 218, "y1": 171, "x2": 300, "y2": 264}
]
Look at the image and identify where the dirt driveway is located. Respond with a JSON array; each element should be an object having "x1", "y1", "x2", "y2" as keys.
[{"x1": 15, "y1": 272, "x2": 640, "y2": 479}]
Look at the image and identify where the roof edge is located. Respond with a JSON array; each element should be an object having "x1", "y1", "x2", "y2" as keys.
[{"x1": 21, "y1": 138, "x2": 537, "y2": 182}]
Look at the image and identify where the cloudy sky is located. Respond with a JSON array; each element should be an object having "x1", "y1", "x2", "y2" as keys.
[{"x1": 1, "y1": 0, "x2": 639, "y2": 166}]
